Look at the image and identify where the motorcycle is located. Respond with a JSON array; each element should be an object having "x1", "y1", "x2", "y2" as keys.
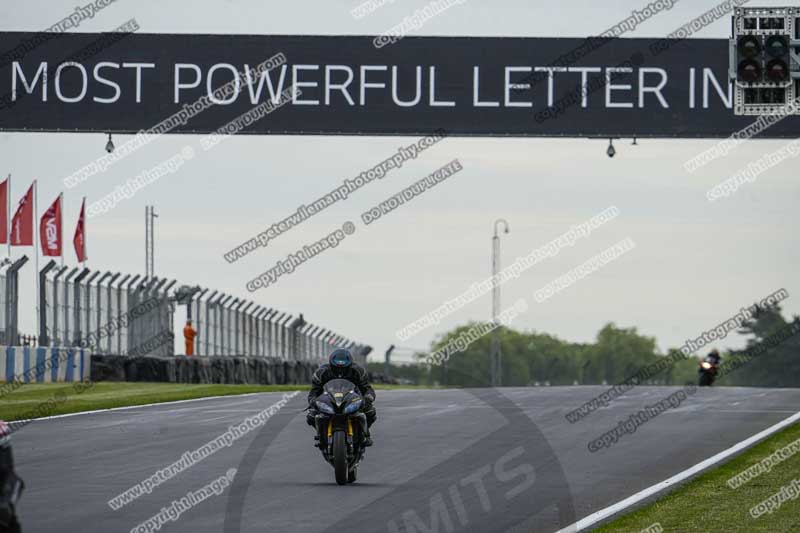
[
  {"x1": 698, "y1": 357, "x2": 719, "y2": 387},
  {"x1": 312, "y1": 379, "x2": 368, "y2": 485}
]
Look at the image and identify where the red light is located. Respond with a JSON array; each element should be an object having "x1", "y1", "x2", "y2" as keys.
[
  {"x1": 738, "y1": 59, "x2": 762, "y2": 83},
  {"x1": 766, "y1": 59, "x2": 788, "y2": 82}
]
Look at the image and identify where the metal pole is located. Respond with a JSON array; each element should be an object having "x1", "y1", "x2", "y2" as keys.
[
  {"x1": 219, "y1": 295, "x2": 232, "y2": 355},
  {"x1": 204, "y1": 290, "x2": 218, "y2": 355},
  {"x1": 151, "y1": 208, "x2": 157, "y2": 279},
  {"x1": 385, "y1": 344, "x2": 395, "y2": 380},
  {"x1": 52, "y1": 266, "x2": 68, "y2": 346},
  {"x1": 162, "y1": 279, "x2": 178, "y2": 356},
  {"x1": 73, "y1": 269, "x2": 90, "y2": 346},
  {"x1": 280, "y1": 314, "x2": 293, "y2": 360},
  {"x1": 95, "y1": 272, "x2": 111, "y2": 347},
  {"x1": 267, "y1": 310, "x2": 279, "y2": 357},
  {"x1": 84, "y1": 271, "x2": 101, "y2": 346},
  {"x1": 491, "y1": 218, "x2": 509, "y2": 387},
  {"x1": 34, "y1": 180, "x2": 39, "y2": 338},
  {"x1": 195, "y1": 288, "x2": 208, "y2": 355},
  {"x1": 105, "y1": 273, "x2": 121, "y2": 353},
  {"x1": 240, "y1": 302, "x2": 254, "y2": 355},
  {"x1": 115, "y1": 274, "x2": 132, "y2": 354},
  {"x1": 123, "y1": 275, "x2": 140, "y2": 354},
  {"x1": 7, "y1": 256, "x2": 28, "y2": 346},
  {"x1": 38, "y1": 260, "x2": 57, "y2": 346},
  {"x1": 63, "y1": 268, "x2": 79, "y2": 346},
  {"x1": 82, "y1": 196, "x2": 87, "y2": 266},
  {"x1": 59, "y1": 192, "x2": 64, "y2": 268},
  {"x1": 145, "y1": 206, "x2": 158, "y2": 280},
  {"x1": 5, "y1": 174, "x2": 10, "y2": 260}
]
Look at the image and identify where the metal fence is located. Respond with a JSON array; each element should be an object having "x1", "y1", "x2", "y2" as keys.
[
  {"x1": 185, "y1": 288, "x2": 370, "y2": 363},
  {"x1": 0, "y1": 256, "x2": 28, "y2": 345},
  {"x1": 11, "y1": 260, "x2": 373, "y2": 363}
]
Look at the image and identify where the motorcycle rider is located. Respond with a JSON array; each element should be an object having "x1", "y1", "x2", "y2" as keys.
[
  {"x1": 307, "y1": 349, "x2": 376, "y2": 447},
  {"x1": 698, "y1": 348, "x2": 722, "y2": 387},
  {"x1": 706, "y1": 348, "x2": 721, "y2": 366}
]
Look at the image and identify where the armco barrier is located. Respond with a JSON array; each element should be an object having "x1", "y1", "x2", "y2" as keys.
[
  {"x1": 0, "y1": 346, "x2": 90, "y2": 384},
  {"x1": 91, "y1": 354, "x2": 319, "y2": 385}
]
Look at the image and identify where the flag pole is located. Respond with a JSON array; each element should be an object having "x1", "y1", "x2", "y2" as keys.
[
  {"x1": 59, "y1": 192, "x2": 64, "y2": 268},
  {"x1": 6, "y1": 174, "x2": 10, "y2": 260},
  {"x1": 34, "y1": 179, "x2": 39, "y2": 340},
  {"x1": 82, "y1": 196, "x2": 87, "y2": 266}
]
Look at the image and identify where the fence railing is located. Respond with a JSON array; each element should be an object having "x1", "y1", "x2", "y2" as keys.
[
  {"x1": 0, "y1": 256, "x2": 28, "y2": 346},
  {"x1": 0, "y1": 259, "x2": 370, "y2": 363}
]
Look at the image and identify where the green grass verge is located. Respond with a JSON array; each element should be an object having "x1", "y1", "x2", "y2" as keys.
[
  {"x1": 0, "y1": 382, "x2": 437, "y2": 421},
  {"x1": 0, "y1": 382, "x2": 307, "y2": 421},
  {"x1": 595, "y1": 420, "x2": 800, "y2": 533}
]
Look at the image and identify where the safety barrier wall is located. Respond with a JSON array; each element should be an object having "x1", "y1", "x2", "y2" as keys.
[
  {"x1": 0, "y1": 345, "x2": 90, "y2": 383},
  {"x1": 91, "y1": 354, "x2": 318, "y2": 385}
]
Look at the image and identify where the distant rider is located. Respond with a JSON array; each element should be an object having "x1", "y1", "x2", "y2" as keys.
[
  {"x1": 698, "y1": 348, "x2": 722, "y2": 387},
  {"x1": 706, "y1": 348, "x2": 721, "y2": 366},
  {"x1": 307, "y1": 349, "x2": 376, "y2": 446}
]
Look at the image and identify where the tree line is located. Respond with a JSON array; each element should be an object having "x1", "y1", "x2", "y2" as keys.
[{"x1": 369, "y1": 305, "x2": 799, "y2": 388}]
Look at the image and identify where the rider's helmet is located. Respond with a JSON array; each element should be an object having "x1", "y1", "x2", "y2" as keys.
[{"x1": 329, "y1": 349, "x2": 353, "y2": 378}]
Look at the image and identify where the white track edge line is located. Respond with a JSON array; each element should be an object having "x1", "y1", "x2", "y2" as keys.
[
  {"x1": 554, "y1": 409, "x2": 800, "y2": 533},
  {"x1": 8, "y1": 389, "x2": 304, "y2": 425}
]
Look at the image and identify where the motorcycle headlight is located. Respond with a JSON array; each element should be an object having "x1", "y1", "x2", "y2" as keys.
[
  {"x1": 701, "y1": 362, "x2": 711, "y2": 369},
  {"x1": 344, "y1": 398, "x2": 363, "y2": 414},
  {"x1": 315, "y1": 400, "x2": 335, "y2": 414}
]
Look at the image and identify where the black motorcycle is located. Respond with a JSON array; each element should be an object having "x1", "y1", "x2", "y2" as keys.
[
  {"x1": 311, "y1": 379, "x2": 368, "y2": 485},
  {"x1": 698, "y1": 357, "x2": 719, "y2": 386}
]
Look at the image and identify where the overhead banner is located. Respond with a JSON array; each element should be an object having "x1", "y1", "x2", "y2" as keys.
[{"x1": 0, "y1": 31, "x2": 798, "y2": 138}]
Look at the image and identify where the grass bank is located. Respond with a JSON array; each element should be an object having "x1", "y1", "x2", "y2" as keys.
[
  {"x1": 0, "y1": 382, "x2": 432, "y2": 421},
  {"x1": 596, "y1": 420, "x2": 800, "y2": 532}
]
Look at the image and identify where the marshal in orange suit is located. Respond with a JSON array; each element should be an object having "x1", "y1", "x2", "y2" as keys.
[{"x1": 183, "y1": 320, "x2": 197, "y2": 356}]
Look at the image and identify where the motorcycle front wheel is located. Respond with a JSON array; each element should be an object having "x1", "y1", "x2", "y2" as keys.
[{"x1": 333, "y1": 431, "x2": 348, "y2": 485}]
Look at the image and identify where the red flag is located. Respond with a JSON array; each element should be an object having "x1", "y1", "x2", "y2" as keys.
[
  {"x1": 0, "y1": 178, "x2": 7, "y2": 245},
  {"x1": 40, "y1": 195, "x2": 62, "y2": 257},
  {"x1": 74, "y1": 198, "x2": 86, "y2": 263},
  {"x1": 10, "y1": 183, "x2": 33, "y2": 246}
]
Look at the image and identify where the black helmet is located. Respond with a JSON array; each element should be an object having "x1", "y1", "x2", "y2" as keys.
[{"x1": 329, "y1": 349, "x2": 353, "y2": 378}]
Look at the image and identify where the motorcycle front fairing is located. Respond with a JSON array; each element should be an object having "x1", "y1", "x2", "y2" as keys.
[
  {"x1": 313, "y1": 379, "x2": 367, "y2": 456},
  {"x1": 698, "y1": 356, "x2": 718, "y2": 374}
]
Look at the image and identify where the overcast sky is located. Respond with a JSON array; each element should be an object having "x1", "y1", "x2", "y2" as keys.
[{"x1": 1, "y1": 0, "x2": 798, "y2": 362}]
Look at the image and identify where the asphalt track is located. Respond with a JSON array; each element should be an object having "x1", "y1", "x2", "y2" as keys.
[{"x1": 10, "y1": 386, "x2": 800, "y2": 533}]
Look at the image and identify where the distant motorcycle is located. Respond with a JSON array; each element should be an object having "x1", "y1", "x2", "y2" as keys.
[
  {"x1": 698, "y1": 357, "x2": 719, "y2": 387},
  {"x1": 311, "y1": 379, "x2": 368, "y2": 485},
  {"x1": 0, "y1": 422, "x2": 23, "y2": 533}
]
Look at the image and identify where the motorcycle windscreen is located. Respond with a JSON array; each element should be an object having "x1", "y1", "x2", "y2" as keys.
[{"x1": 323, "y1": 379, "x2": 357, "y2": 397}]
